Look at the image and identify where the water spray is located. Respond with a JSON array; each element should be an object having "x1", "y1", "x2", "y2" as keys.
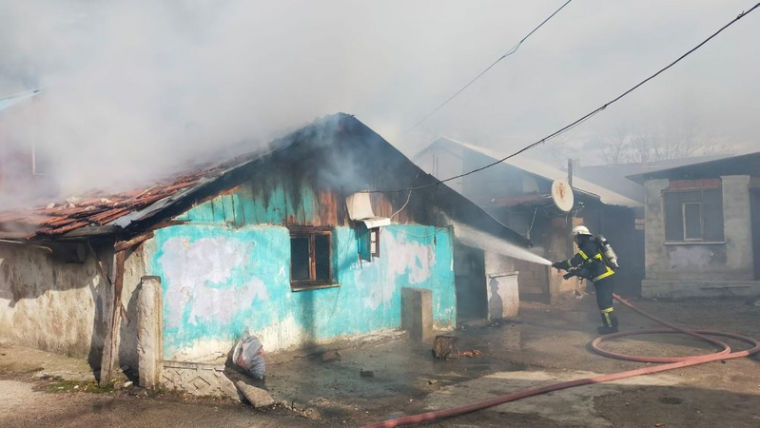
[{"x1": 450, "y1": 221, "x2": 552, "y2": 266}]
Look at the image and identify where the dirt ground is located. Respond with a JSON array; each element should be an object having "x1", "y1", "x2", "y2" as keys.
[{"x1": 1, "y1": 294, "x2": 759, "y2": 428}]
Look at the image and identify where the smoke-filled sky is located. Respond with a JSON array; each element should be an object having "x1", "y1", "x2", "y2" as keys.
[{"x1": 0, "y1": 0, "x2": 758, "y2": 197}]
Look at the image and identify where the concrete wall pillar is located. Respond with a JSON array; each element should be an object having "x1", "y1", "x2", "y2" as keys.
[
  {"x1": 644, "y1": 179, "x2": 669, "y2": 279},
  {"x1": 137, "y1": 276, "x2": 162, "y2": 389},
  {"x1": 722, "y1": 175, "x2": 753, "y2": 278},
  {"x1": 401, "y1": 287, "x2": 433, "y2": 342}
]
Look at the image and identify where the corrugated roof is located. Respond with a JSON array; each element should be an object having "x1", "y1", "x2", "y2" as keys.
[
  {"x1": 0, "y1": 140, "x2": 279, "y2": 239},
  {"x1": 626, "y1": 151, "x2": 760, "y2": 183},
  {"x1": 429, "y1": 138, "x2": 642, "y2": 208},
  {"x1": 0, "y1": 165, "x2": 226, "y2": 238}
]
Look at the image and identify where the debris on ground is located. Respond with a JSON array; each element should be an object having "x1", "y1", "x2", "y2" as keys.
[
  {"x1": 360, "y1": 370, "x2": 375, "y2": 378},
  {"x1": 432, "y1": 335, "x2": 459, "y2": 360},
  {"x1": 460, "y1": 349, "x2": 483, "y2": 358},
  {"x1": 321, "y1": 350, "x2": 341, "y2": 363},
  {"x1": 234, "y1": 380, "x2": 275, "y2": 408}
]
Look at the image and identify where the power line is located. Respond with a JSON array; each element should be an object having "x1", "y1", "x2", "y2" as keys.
[
  {"x1": 374, "y1": 2, "x2": 760, "y2": 194},
  {"x1": 403, "y1": 0, "x2": 573, "y2": 134}
]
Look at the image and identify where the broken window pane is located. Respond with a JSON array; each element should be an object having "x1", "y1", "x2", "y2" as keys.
[{"x1": 290, "y1": 236, "x2": 310, "y2": 281}]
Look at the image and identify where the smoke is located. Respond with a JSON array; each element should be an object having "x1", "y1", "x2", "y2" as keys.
[{"x1": 0, "y1": 1, "x2": 758, "y2": 203}]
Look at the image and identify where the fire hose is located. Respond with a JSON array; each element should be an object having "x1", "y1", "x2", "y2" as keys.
[{"x1": 361, "y1": 294, "x2": 760, "y2": 428}]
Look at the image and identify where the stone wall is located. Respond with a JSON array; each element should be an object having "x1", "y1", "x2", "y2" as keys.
[{"x1": 0, "y1": 241, "x2": 145, "y2": 371}]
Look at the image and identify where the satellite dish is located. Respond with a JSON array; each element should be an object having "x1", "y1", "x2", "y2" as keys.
[{"x1": 551, "y1": 180, "x2": 574, "y2": 212}]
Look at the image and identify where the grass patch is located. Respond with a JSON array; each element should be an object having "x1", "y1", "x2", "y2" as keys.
[{"x1": 48, "y1": 379, "x2": 117, "y2": 394}]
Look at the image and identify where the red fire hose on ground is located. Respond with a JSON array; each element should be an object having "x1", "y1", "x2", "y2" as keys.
[{"x1": 361, "y1": 294, "x2": 760, "y2": 428}]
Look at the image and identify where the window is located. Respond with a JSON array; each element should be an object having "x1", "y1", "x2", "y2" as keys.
[
  {"x1": 664, "y1": 187, "x2": 724, "y2": 242},
  {"x1": 290, "y1": 228, "x2": 334, "y2": 290}
]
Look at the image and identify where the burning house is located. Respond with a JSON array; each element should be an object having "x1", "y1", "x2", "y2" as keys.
[{"x1": 0, "y1": 113, "x2": 530, "y2": 396}]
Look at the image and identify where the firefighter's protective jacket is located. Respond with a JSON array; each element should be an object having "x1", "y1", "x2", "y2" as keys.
[{"x1": 554, "y1": 236, "x2": 615, "y2": 282}]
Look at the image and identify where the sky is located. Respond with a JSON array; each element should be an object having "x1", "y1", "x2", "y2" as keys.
[{"x1": 0, "y1": 0, "x2": 758, "y2": 198}]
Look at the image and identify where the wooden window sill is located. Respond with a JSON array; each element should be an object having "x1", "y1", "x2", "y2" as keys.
[{"x1": 290, "y1": 282, "x2": 340, "y2": 292}]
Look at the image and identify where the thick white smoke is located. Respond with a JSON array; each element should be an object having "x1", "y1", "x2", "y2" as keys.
[{"x1": 0, "y1": 1, "x2": 757, "y2": 203}]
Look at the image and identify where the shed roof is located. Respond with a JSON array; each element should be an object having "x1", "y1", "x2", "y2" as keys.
[
  {"x1": 419, "y1": 137, "x2": 641, "y2": 208},
  {"x1": 627, "y1": 151, "x2": 760, "y2": 183}
]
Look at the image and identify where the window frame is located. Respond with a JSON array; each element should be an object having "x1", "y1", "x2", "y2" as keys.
[
  {"x1": 288, "y1": 227, "x2": 336, "y2": 291},
  {"x1": 662, "y1": 185, "x2": 724, "y2": 244},
  {"x1": 682, "y1": 202, "x2": 703, "y2": 241}
]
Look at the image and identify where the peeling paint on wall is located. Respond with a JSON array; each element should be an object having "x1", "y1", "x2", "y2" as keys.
[{"x1": 147, "y1": 224, "x2": 455, "y2": 360}]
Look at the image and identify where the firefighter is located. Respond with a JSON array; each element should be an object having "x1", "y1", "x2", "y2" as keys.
[{"x1": 552, "y1": 226, "x2": 619, "y2": 334}]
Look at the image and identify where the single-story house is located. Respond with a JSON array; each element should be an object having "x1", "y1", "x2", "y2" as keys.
[
  {"x1": 414, "y1": 137, "x2": 644, "y2": 301},
  {"x1": 0, "y1": 113, "x2": 529, "y2": 395},
  {"x1": 628, "y1": 151, "x2": 760, "y2": 298}
]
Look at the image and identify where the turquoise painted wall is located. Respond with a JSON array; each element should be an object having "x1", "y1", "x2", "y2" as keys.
[
  {"x1": 176, "y1": 179, "x2": 312, "y2": 226},
  {"x1": 148, "y1": 222, "x2": 455, "y2": 358}
]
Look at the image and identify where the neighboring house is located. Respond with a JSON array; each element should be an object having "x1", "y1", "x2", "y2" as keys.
[
  {"x1": 415, "y1": 137, "x2": 644, "y2": 300},
  {"x1": 0, "y1": 113, "x2": 528, "y2": 396},
  {"x1": 573, "y1": 155, "x2": 732, "y2": 204},
  {"x1": 628, "y1": 151, "x2": 760, "y2": 298}
]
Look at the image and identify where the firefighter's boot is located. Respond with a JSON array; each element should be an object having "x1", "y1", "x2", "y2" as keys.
[{"x1": 597, "y1": 307, "x2": 619, "y2": 334}]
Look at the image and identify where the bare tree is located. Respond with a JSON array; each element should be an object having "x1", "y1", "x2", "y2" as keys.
[
  {"x1": 595, "y1": 124, "x2": 730, "y2": 165},
  {"x1": 597, "y1": 128, "x2": 630, "y2": 165}
]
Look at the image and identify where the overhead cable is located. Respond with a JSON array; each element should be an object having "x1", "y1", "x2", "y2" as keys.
[
  {"x1": 371, "y1": 3, "x2": 760, "y2": 194},
  {"x1": 403, "y1": 0, "x2": 573, "y2": 134}
]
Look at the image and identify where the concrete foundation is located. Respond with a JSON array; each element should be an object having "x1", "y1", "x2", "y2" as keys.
[
  {"x1": 160, "y1": 360, "x2": 239, "y2": 399},
  {"x1": 401, "y1": 287, "x2": 433, "y2": 342}
]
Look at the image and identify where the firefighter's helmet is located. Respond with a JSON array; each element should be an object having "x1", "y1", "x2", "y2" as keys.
[{"x1": 571, "y1": 225, "x2": 592, "y2": 237}]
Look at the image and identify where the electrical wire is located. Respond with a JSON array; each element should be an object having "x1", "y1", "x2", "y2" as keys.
[
  {"x1": 403, "y1": 0, "x2": 573, "y2": 134},
  {"x1": 372, "y1": 2, "x2": 760, "y2": 194},
  {"x1": 390, "y1": 189, "x2": 413, "y2": 220}
]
